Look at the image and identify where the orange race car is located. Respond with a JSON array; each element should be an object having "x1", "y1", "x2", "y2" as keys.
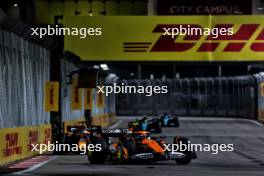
[
  {"x1": 60, "y1": 122, "x2": 91, "y2": 154},
  {"x1": 87, "y1": 127, "x2": 196, "y2": 165}
]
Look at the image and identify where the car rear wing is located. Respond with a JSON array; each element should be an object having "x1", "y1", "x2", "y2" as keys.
[
  {"x1": 88, "y1": 126, "x2": 132, "y2": 137},
  {"x1": 102, "y1": 128, "x2": 132, "y2": 137}
]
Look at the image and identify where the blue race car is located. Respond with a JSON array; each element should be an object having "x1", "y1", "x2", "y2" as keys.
[
  {"x1": 128, "y1": 116, "x2": 162, "y2": 133},
  {"x1": 160, "y1": 114, "x2": 180, "y2": 127}
]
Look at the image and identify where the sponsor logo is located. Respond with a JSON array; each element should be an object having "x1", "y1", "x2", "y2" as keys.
[
  {"x1": 3, "y1": 133, "x2": 22, "y2": 157},
  {"x1": 123, "y1": 24, "x2": 264, "y2": 52},
  {"x1": 27, "y1": 131, "x2": 38, "y2": 151},
  {"x1": 43, "y1": 128, "x2": 51, "y2": 145}
]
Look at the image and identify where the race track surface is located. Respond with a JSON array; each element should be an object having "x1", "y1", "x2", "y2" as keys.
[{"x1": 10, "y1": 117, "x2": 264, "y2": 176}]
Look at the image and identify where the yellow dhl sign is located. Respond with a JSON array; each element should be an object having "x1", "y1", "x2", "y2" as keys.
[
  {"x1": 71, "y1": 77, "x2": 82, "y2": 110},
  {"x1": 0, "y1": 124, "x2": 51, "y2": 165},
  {"x1": 97, "y1": 91, "x2": 104, "y2": 108},
  {"x1": 84, "y1": 88, "x2": 93, "y2": 110},
  {"x1": 64, "y1": 16, "x2": 264, "y2": 61},
  {"x1": 45, "y1": 81, "x2": 59, "y2": 112}
]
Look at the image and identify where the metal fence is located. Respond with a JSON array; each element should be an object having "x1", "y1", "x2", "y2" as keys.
[
  {"x1": 116, "y1": 75, "x2": 256, "y2": 119},
  {"x1": 0, "y1": 29, "x2": 50, "y2": 128}
]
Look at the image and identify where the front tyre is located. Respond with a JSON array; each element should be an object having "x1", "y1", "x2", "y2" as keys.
[{"x1": 173, "y1": 117, "x2": 180, "y2": 127}]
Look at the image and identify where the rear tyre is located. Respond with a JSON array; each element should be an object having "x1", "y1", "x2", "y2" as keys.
[
  {"x1": 173, "y1": 117, "x2": 180, "y2": 127},
  {"x1": 87, "y1": 138, "x2": 108, "y2": 164},
  {"x1": 156, "y1": 121, "x2": 162, "y2": 133},
  {"x1": 173, "y1": 137, "x2": 192, "y2": 165},
  {"x1": 114, "y1": 145, "x2": 124, "y2": 164}
]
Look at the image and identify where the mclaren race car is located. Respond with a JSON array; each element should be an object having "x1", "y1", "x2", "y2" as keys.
[
  {"x1": 86, "y1": 127, "x2": 196, "y2": 165},
  {"x1": 128, "y1": 116, "x2": 162, "y2": 133},
  {"x1": 160, "y1": 114, "x2": 180, "y2": 127},
  {"x1": 60, "y1": 122, "x2": 91, "y2": 154}
]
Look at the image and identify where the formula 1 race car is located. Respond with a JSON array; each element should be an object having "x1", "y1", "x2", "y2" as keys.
[
  {"x1": 159, "y1": 114, "x2": 180, "y2": 127},
  {"x1": 60, "y1": 122, "x2": 90, "y2": 154},
  {"x1": 128, "y1": 116, "x2": 162, "y2": 133},
  {"x1": 86, "y1": 127, "x2": 196, "y2": 165}
]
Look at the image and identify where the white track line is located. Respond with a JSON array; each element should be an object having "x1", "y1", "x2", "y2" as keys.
[
  {"x1": 13, "y1": 156, "x2": 58, "y2": 175},
  {"x1": 109, "y1": 120, "x2": 123, "y2": 129}
]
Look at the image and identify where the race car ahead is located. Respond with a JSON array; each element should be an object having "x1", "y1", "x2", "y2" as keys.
[
  {"x1": 60, "y1": 122, "x2": 91, "y2": 154},
  {"x1": 86, "y1": 126, "x2": 196, "y2": 165},
  {"x1": 160, "y1": 114, "x2": 180, "y2": 127},
  {"x1": 128, "y1": 116, "x2": 162, "y2": 133}
]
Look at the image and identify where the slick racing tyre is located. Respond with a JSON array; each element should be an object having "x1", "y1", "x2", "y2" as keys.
[
  {"x1": 114, "y1": 145, "x2": 124, "y2": 164},
  {"x1": 173, "y1": 117, "x2": 180, "y2": 127},
  {"x1": 87, "y1": 137, "x2": 108, "y2": 164},
  {"x1": 173, "y1": 137, "x2": 192, "y2": 165},
  {"x1": 149, "y1": 118, "x2": 162, "y2": 133},
  {"x1": 155, "y1": 121, "x2": 162, "y2": 133}
]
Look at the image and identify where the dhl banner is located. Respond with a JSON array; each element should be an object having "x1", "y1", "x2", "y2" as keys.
[
  {"x1": 96, "y1": 91, "x2": 104, "y2": 108},
  {"x1": 71, "y1": 77, "x2": 82, "y2": 110},
  {"x1": 84, "y1": 88, "x2": 93, "y2": 110},
  {"x1": 0, "y1": 124, "x2": 51, "y2": 166},
  {"x1": 261, "y1": 82, "x2": 264, "y2": 97},
  {"x1": 45, "y1": 81, "x2": 59, "y2": 112},
  {"x1": 64, "y1": 16, "x2": 264, "y2": 61},
  {"x1": 258, "y1": 110, "x2": 264, "y2": 122},
  {"x1": 258, "y1": 82, "x2": 264, "y2": 121}
]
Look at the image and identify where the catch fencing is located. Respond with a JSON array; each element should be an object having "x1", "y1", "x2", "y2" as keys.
[
  {"x1": 0, "y1": 29, "x2": 50, "y2": 128},
  {"x1": 116, "y1": 75, "x2": 256, "y2": 119}
]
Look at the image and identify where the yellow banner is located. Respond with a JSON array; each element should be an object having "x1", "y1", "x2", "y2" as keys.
[
  {"x1": 71, "y1": 77, "x2": 82, "y2": 110},
  {"x1": 84, "y1": 88, "x2": 93, "y2": 110},
  {"x1": 64, "y1": 16, "x2": 264, "y2": 61},
  {"x1": 0, "y1": 124, "x2": 51, "y2": 166},
  {"x1": 97, "y1": 91, "x2": 104, "y2": 108},
  {"x1": 45, "y1": 81, "x2": 59, "y2": 112},
  {"x1": 261, "y1": 82, "x2": 264, "y2": 97}
]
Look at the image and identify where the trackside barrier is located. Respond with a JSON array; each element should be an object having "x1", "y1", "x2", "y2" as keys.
[
  {"x1": 91, "y1": 114, "x2": 111, "y2": 128},
  {"x1": 108, "y1": 113, "x2": 116, "y2": 124},
  {"x1": 0, "y1": 124, "x2": 51, "y2": 166}
]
